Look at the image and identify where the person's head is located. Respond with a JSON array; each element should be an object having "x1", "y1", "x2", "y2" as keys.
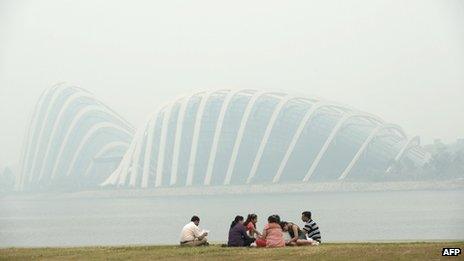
[
  {"x1": 191, "y1": 215, "x2": 200, "y2": 226},
  {"x1": 244, "y1": 214, "x2": 258, "y2": 226},
  {"x1": 301, "y1": 211, "x2": 312, "y2": 222},
  {"x1": 268, "y1": 215, "x2": 279, "y2": 224},
  {"x1": 279, "y1": 221, "x2": 289, "y2": 231},
  {"x1": 230, "y1": 215, "x2": 244, "y2": 228}
]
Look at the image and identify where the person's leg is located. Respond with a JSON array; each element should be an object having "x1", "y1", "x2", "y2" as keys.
[
  {"x1": 181, "y1": 238, "x2": 208, "y2": 247},
  {"x1": 295, "y1": 239, "x2": 312, "y2": 246},
  {"x1": 305, "y1": 238, "x2": 320, "y2": 246},
  {"x1": 244, "y1": 237, "x2": 255, "y2": 247},
  {"x1": 191, "y1": 237, "x2": 208, "y2": 246},
  {"x1": 286, "y1": 241, "x2": 297, "y2": 246},
  {"x1": 180, "y1": 241, "x2": 194, "y2": 247},
  {"x1": 256, "y1": 238, "x2": 266, "y2": 247}
]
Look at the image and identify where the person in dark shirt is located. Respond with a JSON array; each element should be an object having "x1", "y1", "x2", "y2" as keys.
[
  {"x1": 280, "y1": 221, "x2": 312, "y2": 246},
  {"x1": 228, "y1": 215, "x2": 255, "y2": 247},
  {"x1": 301, "y1": 211, "x2": 321, "y2": 244}
]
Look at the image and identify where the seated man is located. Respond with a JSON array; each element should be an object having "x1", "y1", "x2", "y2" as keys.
[
  {"x1": 179, "y1": 215, "x2": 209, "y2": 246},
  {"x1": 301, "y1": 211, "x2": 321, "y2": 245}
]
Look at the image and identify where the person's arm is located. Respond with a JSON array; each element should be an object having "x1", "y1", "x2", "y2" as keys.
[
  {"x1": 290, "y1": 225, "x2": 299, "y2": 242},
  {"x1": 260, "y1": 228, "x2": 267, "y2": 239},
  {"x1": 193, "y1": 226, "x2": 207, "y2": 240},
  {"x1": 198, "y1": 232, "x2": 207, "y2": 240},
  {"x1": 253, "y1": 227, "x2": 262, "y2": 237}
]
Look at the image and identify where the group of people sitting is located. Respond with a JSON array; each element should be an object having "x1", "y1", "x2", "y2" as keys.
[{"x1": 179, "y1": 211, "x2": 321, "y2": 248}]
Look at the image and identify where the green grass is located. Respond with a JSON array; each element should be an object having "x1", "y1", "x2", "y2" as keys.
[{"x1": 1, "y1": 242, "x2": 463, "y2": 261}]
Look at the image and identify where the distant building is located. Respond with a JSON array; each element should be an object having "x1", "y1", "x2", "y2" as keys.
[
  {"x1": 15, "y1": 87, "x2": 434, "y2": 192},
  {"x1": 103, "y1": 89, "x2": 430, "y2": 188},
  {"x1": 16, "y1": 84, "x2": 134, "y2": 191}
]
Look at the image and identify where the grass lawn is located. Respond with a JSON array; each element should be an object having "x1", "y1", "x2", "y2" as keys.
[{"x1": 1, "y1": 242, "x2": 463, "y2": 261}]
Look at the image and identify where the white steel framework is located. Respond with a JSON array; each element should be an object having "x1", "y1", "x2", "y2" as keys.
[{"x1": 104, "y1": 89, "x2": 425, "y2": 189}]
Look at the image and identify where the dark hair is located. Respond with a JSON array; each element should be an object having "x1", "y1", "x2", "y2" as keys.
[
  {"x1": 302, "y1": 211, "x2": 312, "y2": 219},
  {"x1": 279, "y1": 221, "x2": 288, "y2": 229},
  {"x1": 230, "y1": 215, "x2": 244, "y2": 228},
  {"x1": 191, "y1": 215, "x2": 200, "y2": 222},
  {"x1": 268, "y1": 214, "x2": 280, "y2": 223},
  {"x1": 244, "y1": 214, "x2": 257, "y2": 227}
]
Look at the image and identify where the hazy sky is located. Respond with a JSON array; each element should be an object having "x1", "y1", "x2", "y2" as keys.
[{"x1": 1, "y1": 0, "x2": 463, "y2": 168}]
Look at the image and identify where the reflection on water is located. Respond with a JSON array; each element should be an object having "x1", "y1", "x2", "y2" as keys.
[{"x1": 1, "y1": 190, "x2": 463, "y2": 247}]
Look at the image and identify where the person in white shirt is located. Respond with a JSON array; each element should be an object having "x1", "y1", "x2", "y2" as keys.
[{"x1": 179, "y1": 215, "x2": 209, "y2": 246}]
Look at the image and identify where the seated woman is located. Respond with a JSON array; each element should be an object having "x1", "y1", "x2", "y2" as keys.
[
  {"x1": 280, "y1": 221, "x2": 311, "y2": 246},
  {"x1": 243, "y1": 214, "x2": 262, "y2": 238},
  {"x1": 256, "y1": 215, "x2": 285, "y2": 248},
  {"x1": 228, "y1": 215, "x2": 256, "y2": 247}
]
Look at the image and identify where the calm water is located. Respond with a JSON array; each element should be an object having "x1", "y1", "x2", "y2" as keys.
[{"x1": 1, "y1": 190, "x2": 463, "y2": 247}]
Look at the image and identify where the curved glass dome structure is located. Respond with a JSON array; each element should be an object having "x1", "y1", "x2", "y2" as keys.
[
  {"x1": 16, "y1": 84, "x2": 134, "y2": 191},
  {"x1": 104, "y1": 89, "x2": 429, "y2": 189}
]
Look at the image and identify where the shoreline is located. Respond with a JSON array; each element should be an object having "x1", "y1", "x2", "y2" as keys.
[{"x1": 2, "y1": 180, "x2": 464, "y2": 200}]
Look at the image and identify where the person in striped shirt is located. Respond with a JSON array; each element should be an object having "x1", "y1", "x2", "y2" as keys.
[{"x1": 301, "y1": 211, "x2": 321, "y2": 245}]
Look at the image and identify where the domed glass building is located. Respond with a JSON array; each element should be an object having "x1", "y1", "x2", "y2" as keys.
[
  {"x1": 104, "y1": 89, "x2": 429, "y2": 189},
  {"x1": 17, "y1": 84, "x2": 134, "y2": 191}
]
